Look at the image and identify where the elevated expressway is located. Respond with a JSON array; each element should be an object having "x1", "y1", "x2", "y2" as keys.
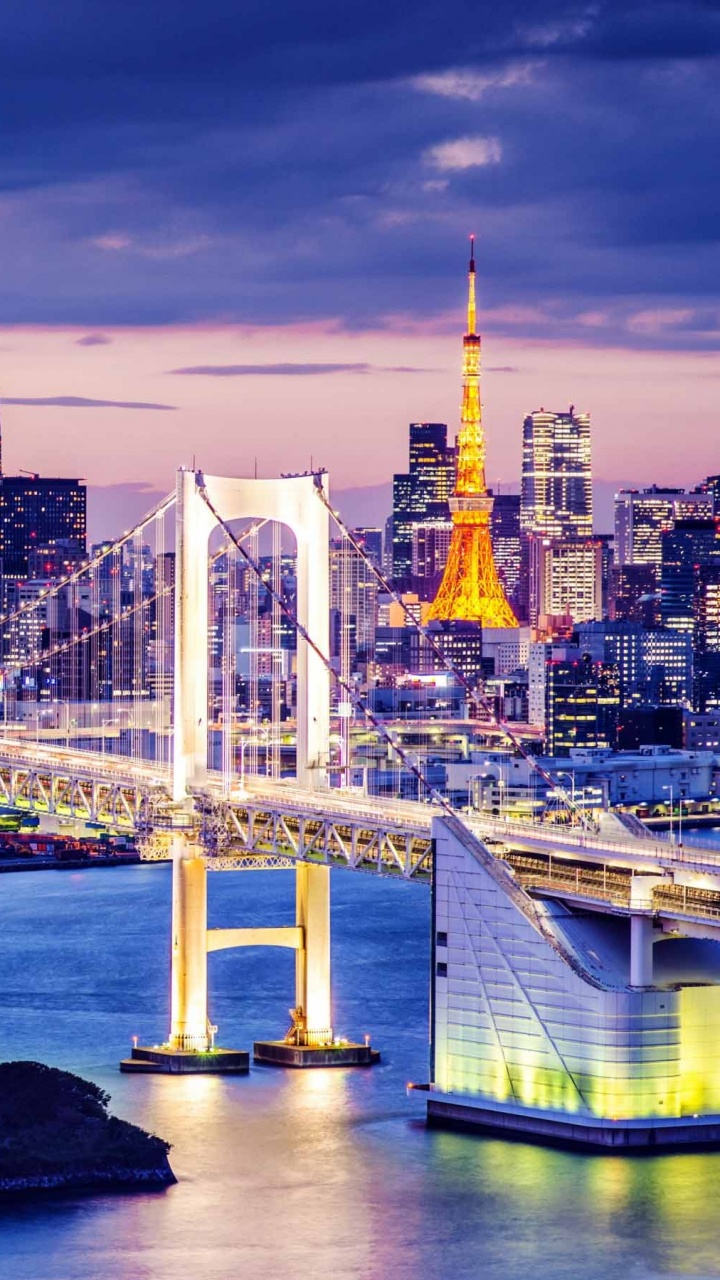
[{"x1": 2, "y1": 739, "x2": 720, "y2": 933}]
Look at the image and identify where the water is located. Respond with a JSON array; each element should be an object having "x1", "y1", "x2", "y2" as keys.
[{"x1": 2, "y1": 865, "x2": 720, "y2": 1279}]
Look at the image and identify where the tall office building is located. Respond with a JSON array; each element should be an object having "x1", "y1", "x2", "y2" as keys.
[
  {"x1": 391, "y1": 423, "x2": 454, "y2": 579},
  {"x1": 660, "y1": 519, "x2": 720, "y2": 633},
  {"x1": 330, "y1": 538, "x2": 377, "y2": 667},
  {"x1": 490, "y1": 492, "x2": 521, "y2": 606},
  {"x1": 694, "y1": 566, "x2": 720, "y2": 712},
  {"x1": 353, "y1": 527, "x2": 383, "y2": 570},
  {"x1": 0, "y1": 475, "x2": 87, "y2": 582},
  {"x1": 575, "y1": 620, "x2": 693, "y2": 708},
  {"x1": 428, "y1": 239, "x2": 517, "y2": 627},
  {"x1": 520, "y1": 407, "x2": 595, "y2": 628},
  {"x1": 411, "y1": 521, "x2": 453, "y2": 579},
  {"x1": 520, "y1": 407, "x2": 592, "y2": 540},
  {"x1": 545, "y1": 654, "x2": 620, "y2": 755},
  {"x1": 615, "y1": 487, "x2": 713, "y2": 567}
]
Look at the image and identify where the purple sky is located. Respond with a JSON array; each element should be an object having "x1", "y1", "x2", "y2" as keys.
[{"x1": 1, "y1": 2, "x2": 719, "y2": 538}]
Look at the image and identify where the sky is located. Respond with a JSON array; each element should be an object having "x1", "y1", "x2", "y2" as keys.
[{"x1": 1, "y1": 0, "x2": 719, "y2": 536}]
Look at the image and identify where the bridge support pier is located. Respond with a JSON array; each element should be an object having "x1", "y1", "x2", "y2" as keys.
[
  {"x1": 254, "y1": 862, "x2": 380, "y2": 1069},
  {"x1": 630, "y1": 914, "x2": 654, "y2": 987},
  {"x1": 295, "y1": 863, "x2": 332, "y2": 1045},
  {"x1": 120, "y1": 835, "x2": 249, "y2": 1074}
]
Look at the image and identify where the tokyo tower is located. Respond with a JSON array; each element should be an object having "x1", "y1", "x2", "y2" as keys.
[{"x1": 427, "y1": 239, "x2": 518, "y2": 627}]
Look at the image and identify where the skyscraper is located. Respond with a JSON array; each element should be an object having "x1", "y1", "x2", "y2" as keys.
[
  {"x1": 391, "y1": 423, "x2": 454, "y2": 579},
  {"x1": 428, "y1": 240, "x2": 517, "y2": 627},
  {"x1": 490, "y1": 492, "x2": 521, "y2": 606},
  {"x1": 520, "y1": 407, "x2": 592, "y2": 540},
  {"x1": 615, "y1": 487, "x2": 713, "y2": 567},
  {"x1": 520, "y1": 406, "x2": 597, "y2": 627},
  {"x1": 0, "y1": 475, "x2": 87, "y2": 582}
]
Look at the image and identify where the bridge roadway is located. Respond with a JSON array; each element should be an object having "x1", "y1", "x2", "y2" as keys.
[{"x1": 2, "y1": 739, "x2": 720, "y2": 929}]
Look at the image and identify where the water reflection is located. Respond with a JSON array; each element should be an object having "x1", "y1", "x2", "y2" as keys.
[{"x1": 2, "y1": 867, "x2": 720, "y2": 1278}]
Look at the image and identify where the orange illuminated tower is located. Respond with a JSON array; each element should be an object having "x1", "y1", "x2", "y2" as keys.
[{"x1": 428, "y1": 239, "x2": 518, "y2": 626}]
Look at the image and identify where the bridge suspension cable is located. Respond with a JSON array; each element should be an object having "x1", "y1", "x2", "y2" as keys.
[
  {"x1": 197, "y1": 479, "x2": 462, "y2": 822},
  {"x1": 310, "y1": 477, "x2": 592, "y2": 830}
]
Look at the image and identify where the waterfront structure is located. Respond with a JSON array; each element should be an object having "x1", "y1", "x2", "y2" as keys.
[
  {"x1": 428, "y1": 242, "x2": 517, "y2": 627},
  {"x1": 429, "y1": 812, "x2": 720, "y2": 1148},
  {"x1": 391, "y1": 423, "x2": 454, "y2": 580},
  {"x1": 615, "y1": 487, "x2": 713, "y2": 567}
]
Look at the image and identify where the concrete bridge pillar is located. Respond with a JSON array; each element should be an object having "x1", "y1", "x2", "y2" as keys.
[
  {"x1": 630, "y1": 914, "x2": 654, "y2": 987},
  {"x1": 169, "y1": 837, "x2": 210, "y2": 1051},
  {"x1": 295, "y1": 863, "x2": 332, "y2": 1045}
]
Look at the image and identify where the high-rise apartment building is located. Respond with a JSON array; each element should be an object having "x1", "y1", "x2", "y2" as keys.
[
  {"x1": 0, "y1": 475, "x2": 87, "y2": 582},
  {"x1": 528, "y1": 536, "x2": 602, "y2": 626},
  {"x1": 391, "y1": 423, "x2": 454, "y2": 579},
  {"x1": 520, "y1": 407, "x2": 592, "y2": 540},
  {"x1": 615, "y1": 487, "x2": 713, "y2": 567}
]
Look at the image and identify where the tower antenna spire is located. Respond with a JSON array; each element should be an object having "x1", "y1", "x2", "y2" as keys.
[{"x1": 467, "y1": 233, "x2": 477, "y2": 336}]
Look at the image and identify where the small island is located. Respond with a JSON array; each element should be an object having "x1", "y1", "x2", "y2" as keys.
[{"x1": 0, "y1": 1061, "x2": 176, "y2": 1194}]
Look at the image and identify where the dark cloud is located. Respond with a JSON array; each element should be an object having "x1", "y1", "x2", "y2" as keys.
[
  {"x1": 4, "y1": 395, "x2": 176, "y2": 410},
  {"x1": 75, "y1": 333, "x2": 112, "y2": 346},
  {"x1": 169, "y1": 363, "x2": 431, "y2": 376},
  {"x1": 0, "y1": 1, "x2": 717, "y2": 350}
]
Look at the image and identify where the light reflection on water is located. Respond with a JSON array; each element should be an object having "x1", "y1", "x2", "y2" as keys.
[{"x1": 2, "y1": 866, "x2": 720, "y2": 1278}]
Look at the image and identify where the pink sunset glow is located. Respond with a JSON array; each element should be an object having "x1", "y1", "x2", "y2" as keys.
[{"x1": 1, "y1": 321, "x2": 718, "y2": 503}]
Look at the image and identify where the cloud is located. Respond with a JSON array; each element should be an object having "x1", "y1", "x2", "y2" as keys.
[
  {"x1": 425, "y1": 136, "x2": 502, "y2": 171},
  {"x1": 0, "y1": 0, "x2": 717, "y2": 355},
  {"x1": 75, "y1": 332, "x2": 112, "y2": 346},
  {"x1": 169, "y1": 362, "x2": 431, "y2": 376},
  {"x1": 3, "y1": 395, "x2": 176, "y2": 410},
  {"x1": 413, "y1": 61, "x2": 542, "y2": 102}
]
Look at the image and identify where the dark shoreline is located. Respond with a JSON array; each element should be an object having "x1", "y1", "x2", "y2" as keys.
[
  {"x1": 0, "y1": 1062, "x2": 176, "y2": 1198},
  {"x1": 0, "y1": 854, "x2": 166, "y2": 874}
]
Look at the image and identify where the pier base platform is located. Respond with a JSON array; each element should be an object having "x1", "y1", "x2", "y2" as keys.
[
  {"x1": 120, "y1": 1045, "x2": 250, "y2": 1075},
  {"x1": 427, "y1": 1097, "x2": 720, "y2": 1152},
  {"x1": 253, "y1": 1040, "x2": 380, "y2": 1068}
]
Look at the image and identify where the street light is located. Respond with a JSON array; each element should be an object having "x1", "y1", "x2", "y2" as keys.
[
  {"x1": 102, "y1": 718, "x2": 119, "y2": 756},
  {"x1": 555, "y1": 770, "x2": 577, "y2": 822},
  {"x1": 662, "y1": 784, "x2": 674, "y2": 845}
]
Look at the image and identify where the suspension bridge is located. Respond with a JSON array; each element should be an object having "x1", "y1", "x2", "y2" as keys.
[{"x1": 4, "y1": 467, "x2": 720, "y2": 1095}]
